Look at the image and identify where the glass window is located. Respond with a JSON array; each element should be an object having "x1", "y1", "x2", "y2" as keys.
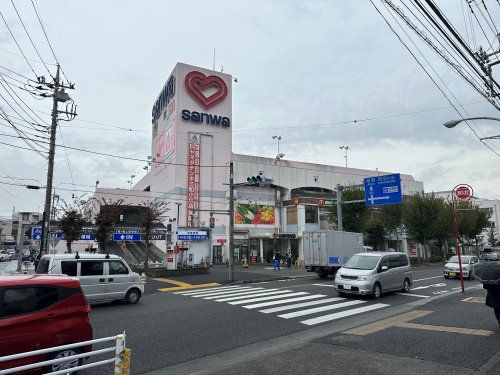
[
  {"x1": 61, "y1": 261, "x2": 77, "y2": 276},
  {"x1": 343, "y1": 254, "x2": 380, "y2": 270},
  {"x1": 109, "y1": 261, "x2": 129, "y2": 275},
  {"x1": 3, "y1": 287, "x2": 59, "y2": 317},
  {"x1": 36, "y1": 258, "x2": 50, "y2": 274},
  {"x1": 389, "y1": 255, "x2": 402, "y2": 268},
  {"x1": 379, "y1": 257, "x2": 389, "y2": 271},
  {"x1": 305, "y1": 205, "x2": 318, "y2": 224},
  {"x1": 286, "y1": 207, "x2": 297, "y2": 225},
  {"x1": 400, "y1": 255, "x2": 409, "y2": 266},
  {"x1": 319, "y1": 206, "x2": 335, "y2": 230},
  {"x1": 21, "y1": 213, "x2": 29, "y2": 221},
  {"x1": 80, "y1": 261, "x2": 103, "y2": 276}
]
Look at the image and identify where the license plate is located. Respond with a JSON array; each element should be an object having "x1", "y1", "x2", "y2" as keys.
[
  {"x1": 344, "y1": 284, "x2": 352, "y2": 290},
  {"x1": 449, "y1": 272, "x2": 455, "y2": 277}
]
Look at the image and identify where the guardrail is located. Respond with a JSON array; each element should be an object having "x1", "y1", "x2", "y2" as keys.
[{"x1": 0, "y1": 331, "x2": 131, "y2": 375}]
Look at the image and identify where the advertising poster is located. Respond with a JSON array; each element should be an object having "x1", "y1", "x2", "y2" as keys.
[
  {"x1": 154, "y1": 133, "x2": 166, "y2": 165},
  {"x1": 186, "y1": 133, "x2": 201, "y2": 227},
  {"x1": 164, "y1": 122, "x2": 175, "y2": 158},
  {"x1": 235, "y1": 204, "x2": 275, "y2": 225}
]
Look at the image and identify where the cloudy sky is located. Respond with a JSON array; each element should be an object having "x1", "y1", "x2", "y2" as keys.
[{"x1": 1, "y1": 0, "x2": 500, "y2": 216}]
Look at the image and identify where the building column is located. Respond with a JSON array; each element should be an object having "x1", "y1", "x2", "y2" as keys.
[{"x1": 259, "y1": 239, "x2": 264, "y2": 263}]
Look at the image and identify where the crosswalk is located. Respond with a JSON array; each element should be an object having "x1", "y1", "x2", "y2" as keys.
[{"x1": 174, "y1": 285, "x2": 389, "y2": 326}]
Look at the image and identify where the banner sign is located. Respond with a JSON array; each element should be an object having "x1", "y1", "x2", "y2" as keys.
[
  {"x1": 178, "y1": 230, "x2": 207, "y2": 241},
  {"x1": 186, "y1": 133, "x2": 201, "y2": 227},
  {"x1": 235, "y1": 204, "x2": 275, "y2": 225}
]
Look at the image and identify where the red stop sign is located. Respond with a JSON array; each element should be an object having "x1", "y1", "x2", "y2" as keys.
[{"x1": 455, "y1": 185, "x2": 472, "y2": 200}]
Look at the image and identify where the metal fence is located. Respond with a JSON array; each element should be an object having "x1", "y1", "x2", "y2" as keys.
[{"x1": 0, "y1": 332, "x2": 131, "y2": 375}]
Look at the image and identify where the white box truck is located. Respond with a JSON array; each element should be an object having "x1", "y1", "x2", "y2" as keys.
[{"x1": 303, "y1": 231, "x2": 365, "y2": 278}]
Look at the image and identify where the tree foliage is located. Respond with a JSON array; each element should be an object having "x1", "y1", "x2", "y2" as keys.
[
  {"x1": 58, "y1": 198, "x2": 88, "y2": 253},
  {"x1": 332, "y1": 188, "x2": 367, "y2": 233},
  {"x1": 135, "y1": 200, "x2": 169, "y2": 270},
  {"x1": 92, "y1": 198, "x2": 124, "y2": 253},
  {"x1": 379, "y1": 202, "x2": 405, "y2": 240},
  {"x1": 363, "y1": 215, "x2": 386, "y2": 249}
]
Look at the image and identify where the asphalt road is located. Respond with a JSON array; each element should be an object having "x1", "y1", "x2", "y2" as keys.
[{"x1": 81, "y1": 264, "x2": 486, "y2": 374}]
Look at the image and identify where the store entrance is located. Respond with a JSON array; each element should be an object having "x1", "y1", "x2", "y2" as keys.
[{"x1": 212, "y1": 245, "x2": 222, "y2": 263}]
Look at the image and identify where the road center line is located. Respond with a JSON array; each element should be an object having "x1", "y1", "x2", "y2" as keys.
[
  {"x1": 394, "y1": 293, "x2": 429, "y2": 298},
  {"x1": 413, "y1": 276, "x2": 443, "y2": 282}
]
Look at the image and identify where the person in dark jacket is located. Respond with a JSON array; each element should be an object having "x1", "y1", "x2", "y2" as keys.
[
  {"x1": 273, "y1": 253, "x2": 281, "y2": 271},
  {"x1": 484, "y1": 284, "x2": 500, "y2": 327}
]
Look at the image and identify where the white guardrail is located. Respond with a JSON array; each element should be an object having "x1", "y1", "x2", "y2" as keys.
[{"x1": 0, "y1": 331, "x2": 131, "y2": 375}]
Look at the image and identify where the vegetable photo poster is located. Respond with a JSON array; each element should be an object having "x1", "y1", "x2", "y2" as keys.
[{"x1": 235, "y1": 204, "x2": 275, "y2": 225}]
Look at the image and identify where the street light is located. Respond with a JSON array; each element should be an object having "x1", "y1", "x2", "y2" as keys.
[
  {"x1": 126, "y1": 175, "x2": 135, "y2": 190},
  {"x1": 272, "y1": 135, "x2": 282, "y2": 159},
  {"x1": 443, "y1": 116, "x2": 500, "y2": 128},
  {"x1": 339, "y1": 145, "x2": 349, "y2": 167}
]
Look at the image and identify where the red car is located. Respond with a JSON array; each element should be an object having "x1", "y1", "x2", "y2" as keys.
[{"x1": 0, "y1": 275, "x2": 93, "y2": 374}]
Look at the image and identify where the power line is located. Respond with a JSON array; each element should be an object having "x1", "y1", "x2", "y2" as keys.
[
  {"x1": 0, "y1": 11, "x2": 38, "y2": 78},
  {"x1": 10, "y1": 0, "x2": 52, "y2": 76},
  {"x1": 57, "y1": 126, "x2": 76, "y2": 194}
]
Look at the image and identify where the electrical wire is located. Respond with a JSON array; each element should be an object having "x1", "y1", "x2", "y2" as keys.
[
  {"x1": 57, "y1": 126, "x2": 76, "y2": 195},
  {"x1": 0, "y1": 11, "x2": 38, "y2": 78},
  {"x1": 10, "y1": 0, "x2": 52, "y2": 77}
]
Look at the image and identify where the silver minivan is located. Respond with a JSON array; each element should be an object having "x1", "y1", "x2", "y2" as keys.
[
  {"x1": 36, "y1": 253, "x2": 145, "y2": 304},
  {"x1": 483, "y1": 247, "x2": 499, "y2": 261},
  {"x1": 334, "y1": 252, "x2": 412, "y2": 299}
]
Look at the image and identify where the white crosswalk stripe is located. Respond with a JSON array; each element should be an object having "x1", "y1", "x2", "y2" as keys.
[
  {"x1": 242, "y1": 294, "x2": 327, "y2": 309},
  {"x1": 213, "y1": 289, "x2": 285, "y2": 302},
  {"x1": 174, "y1": 285, "x2": 390, "y2": 327},
  {"x1": 300, "y1": 303, "x2": 389, "y2": 325},
  {"x1": 229, "y1": 292, "x2": 309, "y2": 305},
  {"x1": 189, "y1": 287, "x2": 259, "y2": 298},
  {"x1": 202, "y1": 288, "x2": 274, "y2": 300},
  {"x1": 174, "y1": 285, "x2": 249, "y2": 295},
  {"x1": 277, "y1": 300, "x2": 366, "y2": 319},
  {"x1": 258, "y1": 297, "x2": 345, "y2": 314}
]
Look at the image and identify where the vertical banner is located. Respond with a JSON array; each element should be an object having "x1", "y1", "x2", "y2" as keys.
[{"x1": 187, "y1": 133, "x2": 201, "y2": 227}]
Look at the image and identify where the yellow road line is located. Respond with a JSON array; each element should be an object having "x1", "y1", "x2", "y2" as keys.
[
  {"x1": 153, "y1": 278, "x2": 193, "y2": 287},
  {"x1": 398, "y1": 322, "x2": 493, "y2": 336},
  {"x1": 157, "y1": 282, "x2": 221, "y2": 292}
]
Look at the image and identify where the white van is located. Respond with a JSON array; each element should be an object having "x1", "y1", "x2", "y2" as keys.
[{"x1": 36, "y1": 253, "x2": 145, "y2": 304}]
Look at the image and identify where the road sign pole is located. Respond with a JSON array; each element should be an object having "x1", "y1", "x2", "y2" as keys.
[
  {"x1": 452, "y1": 198, "x2": 465, "y2": 293},
  {"x1": 336, "y1": 184, "x2": 343, "y2": 231}
]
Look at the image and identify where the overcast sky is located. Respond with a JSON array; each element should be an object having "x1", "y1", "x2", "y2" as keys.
[{"x1": 1, "y1": 0, "x2": 500, "y2": 216}]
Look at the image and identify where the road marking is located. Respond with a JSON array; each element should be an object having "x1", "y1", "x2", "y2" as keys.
[
  {"x1": 173, "y1": 285, "x2": 241, "y2": 294},
  {"x1": 342, "y1": 310, "x2": 494, "y2": 336},
  {"x1": 158, "y1": 280, "x2": 222, "y2": 292},
  {"x1": 189, "y1": 287, "x2": 256, "y2": 298},
  {"x1": 228, "y1": 292, "x2": 308, "y2": 305},
  {"x1": 201, "y1": 288, "x2": 268, "y2": 300},
  {"x1": 343, "y1": 310, "x2": 432, "y2": 335},
  {"x1": 177, "y1": 287, "x2": 254, "y2": 296},
  {"x1": 413, "y1": 276, "x2": 443, "y2": 282},
  {"x1": 242, "y1": 295, "x2": 327, "y2": 309},
  {"x1": 301, "y1": 303, "x2": 389, "y2": 325},
  {"x1": 394, "y1": 293, "x2": 429, "y2": 298},
  {"x1": 259, "y1": 297, "x2": 345, "y2": 314},
  {"x1": 277, "y1": 300, "x2": 366, "y2": 319},
  {"x1": 411, "y1": 283, "x2": 446, "y2": 291},
  {"x1": 312, "y1": 283, "x2": 337, "y2": 288},
  {"x1": 214, "y1": 290, "x2": 287, "y2": 302}
]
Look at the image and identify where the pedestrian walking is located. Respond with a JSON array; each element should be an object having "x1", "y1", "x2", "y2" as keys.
[
  {"x1": 273, "y1": 252, "x2": 281, "y2": 271},
  {"x1": 484, "y1": 284, "x2": 500, "y2": 327},
  {"x1": 286, "y1": 251, "x2": 291, "y2": 268}
]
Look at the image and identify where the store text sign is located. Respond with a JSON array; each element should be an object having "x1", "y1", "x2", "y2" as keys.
[{"x1": 186, "y1": 133, "x2": 201, "y2": 227}]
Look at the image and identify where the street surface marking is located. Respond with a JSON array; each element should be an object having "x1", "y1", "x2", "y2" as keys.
[
  {"x1": 189, "y1": 287, "x2": 256, "y2": 298},
  {"x1": 413, "y1": 276, "x2": 443, "y2": 282},
  {"x1": 411, "y1": 283, "x2": 446, "y2": 291},
  {"x1": 342, "y1": 310, "x2": 493, "y2": 336},
  {"x1": 312, "y1": 283, "x2": 337, "y2": 288},
  {"x1": 301, "y1": 303, "x2": 389, "y2": 326},
  {"x1": 173, "y1": 285, "x2": 243, "y2": 294},
  {"x1": 215, "y1": 289, "x2": 291, "y2": 302},
  {"x1": 259, "y1": 297, "x2": 345, "y2": 314},
  {"x1": 277, "y1": 300, "x2": 366, "y2": 319},
  {"x1": 157, "y1": 278, "x2": 221, "y2": 292},
  {"x1": 398, "y1": 322, "x2": 493, "y2": 336},
  {"x1": 177, "y1": 286, "x2": 254, "y2": 296},
  {"x1": 394, "y1": 293, "x2": 429, "y2": 298},
  {"x1": 201, "y1": 288, "x2": 268, "y2": 300},
  {"x1": 242, "y1": 294, "x2": 327, "y2": 309},
  {"x1": 343, "y1": 310, "x2": 433, "y2": 335},
  {"x1": 229, "y1": 292, "x2": 309, "y2": 305},
  {"x1": 462, "y1": 296, "x2": 486, "y2": 303}
]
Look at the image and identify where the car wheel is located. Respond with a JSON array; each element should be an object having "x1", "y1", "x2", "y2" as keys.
[
  {"x1": 126, "y1": 288, "x2": 141, "y2": 304},
  {"x1": 401, "y1": 278, "x2": 410, "y2": 293},
  {"x1": 318, "y1": 269, "x2": 329, "y2": 279},
  {"x1": 372, "y1": 283, "x2": 382, "y2": 299},
  {"x1": 338, "y1": 291, "x2": 347, "y2": 297},
  {"x1": 46, "y1": 348, "x2": 82, "y2": 375},
  {"x1": 444, "y1": 275, "x2": 449, "y2": 279}
]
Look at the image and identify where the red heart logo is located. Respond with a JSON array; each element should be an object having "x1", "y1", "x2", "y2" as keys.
[{"x1": 184, "y1": 71, "x2": 228, "y2": 110}]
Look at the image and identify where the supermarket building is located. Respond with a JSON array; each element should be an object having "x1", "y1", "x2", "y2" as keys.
[{"x1": 93, "y1": 62, "x2": 424, "y2": 264}]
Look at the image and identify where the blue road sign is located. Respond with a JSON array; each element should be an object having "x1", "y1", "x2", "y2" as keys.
[
  {"x1": 50, "y1": 232, "x2": 63, "y2": 239},
  {"x1": 113, "y1": 233, "x2": 141, "y2": 241},
  {"x1": 81, "y1": 233, "x2": 95, "y2": 241},
  {"x1": 32, "y1": 227, "x2": 42, "y2": 240},
  {"x1": 364, "y1": 173, "x2": 402, "y2": 206}
]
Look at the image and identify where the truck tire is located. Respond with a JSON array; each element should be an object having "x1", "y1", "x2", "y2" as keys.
[{"x1": 318, "y1": 269, "x2": 329, "y2": 279}]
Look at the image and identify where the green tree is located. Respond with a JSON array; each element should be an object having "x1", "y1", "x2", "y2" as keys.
[
  {"x1": 58, "y1": 206, "x2": 87, "y2": 253},
  {"x1": 331, "y1": 187, "x2": 367, "y2": 233},
  {"x1": 379, "y1": 202, "x2": 405, "y2": 247},
  {"x1": 363, "y1": 215, "x2": 385, "y2": 249},
  {"x1": 136, "y1": 200, "x2": 169, "y2": 270},
  {"x1": 487, "y1": 225, "x2": 498, "y2": 246},
  {"x1": 92, "y1": 198, "x2": 124, "y2": 253}
]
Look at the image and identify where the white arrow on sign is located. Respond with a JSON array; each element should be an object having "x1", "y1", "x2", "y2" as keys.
[
  {"x1": 412, "y1": 283, "x2": 446, "y2": 291},
  {"x1": 368, "y1": 195, "x2": 391, "y2": 204}
]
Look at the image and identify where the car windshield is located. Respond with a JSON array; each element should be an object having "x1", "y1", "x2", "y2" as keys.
[
  {"x1": 343, "y1": 254, "x2": 380, "y2": 270},
  {"x1": 448, "y1": 256, "x2": 471, "y2": 263}
]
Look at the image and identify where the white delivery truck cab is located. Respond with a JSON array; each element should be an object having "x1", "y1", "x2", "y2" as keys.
[
  {"x1": 303, "y1": 231, "x2": 365, "y2": 278},
  {"x1": 36, "y1": 253, "x2": 145, "y2": 304}
]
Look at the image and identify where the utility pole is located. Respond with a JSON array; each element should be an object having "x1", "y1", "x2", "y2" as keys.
[
  {"x1": 228, "y1": 162, "x2": 235, "y2": 282},
  {"x1": 336, "y1": 184, "x2": 343, "y2": 231},
  {"x1": 40, "y1": 64, "x2": 75, "y2": 254}
]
